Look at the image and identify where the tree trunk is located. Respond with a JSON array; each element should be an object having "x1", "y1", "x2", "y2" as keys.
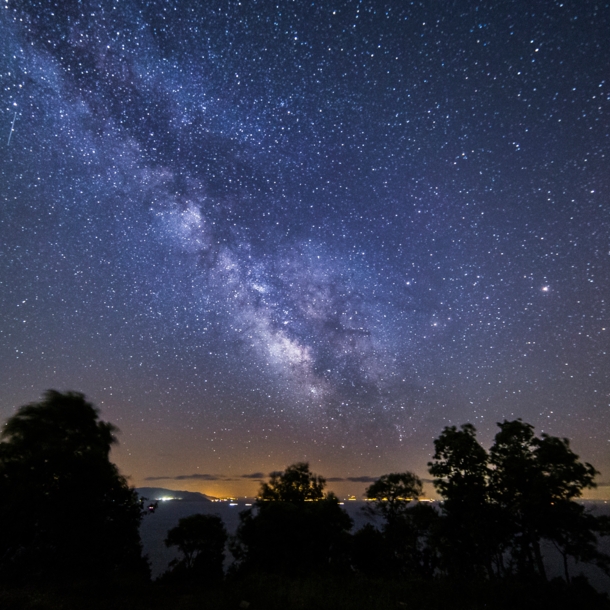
[
  {"x1": 562, "y1": 550, "x2": 570, "y2": 583},
  {"x1": 533, "y1": 539, "x2": 547, "y2": 581}
]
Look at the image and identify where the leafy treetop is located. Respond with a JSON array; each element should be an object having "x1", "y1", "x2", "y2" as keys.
[
  {"x1": 1, "y1": 389, "x2": 118, "y2": 461},
  {"x1": 258, "y1": 462, "x2": 326, "y2": 503},
  {"x1": 0, "y1": 390, "x2": 148, "y2": 581},
  {"x1": 428, "y1": 422, "x2": 489, "y2": 507},
  {"x1": 365, "y1": 472, "x2": 423, "y2": 522}
]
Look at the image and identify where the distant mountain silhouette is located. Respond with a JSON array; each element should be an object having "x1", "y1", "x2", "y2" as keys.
[{"x1": 136, "y1": 487, "x2": 216, "y2": 502}]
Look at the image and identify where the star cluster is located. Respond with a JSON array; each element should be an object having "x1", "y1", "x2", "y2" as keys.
[{"x1": 1, "y1": 0, "x2": 608, "y2": 496}]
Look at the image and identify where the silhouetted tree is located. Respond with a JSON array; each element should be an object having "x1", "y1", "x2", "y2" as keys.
[
  {"x1": 429, "y1": 419, "x2": 609, "y2": 583},
  {"x1": 231, "y1": 462, "x2": 352, "y2": 575},
  {"x1": 428, "y1": 423, "x2": 506, "y2": 578},
  {"x1": 164, "y1": 513, "x2": 227, "y2": 583},
  {"x1": 545, "y1": 499, "x2": 610, "y2": 582},
  {"x1": 489, "y1": 419, "x2": 603, "y2": 580},
  {"x1": 364, "y1": 472, "x2": 423, "y2": 524},
  {"x1": 0, "y1": 390, "x2": 148, "y2": 582},
  {"x1": 363, "y1": 472, "x2": 439, "y2": 578},
  {"x1": 351, "y1": 523, "x2": 391, "y2": 577},
  {"x1": 259, "y1": 461, "x2": 326, "y2": 502}
]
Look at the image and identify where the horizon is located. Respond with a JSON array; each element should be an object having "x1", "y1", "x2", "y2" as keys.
[{"x1": 129, "y1": 462, "x2": 610, "y2": 502}]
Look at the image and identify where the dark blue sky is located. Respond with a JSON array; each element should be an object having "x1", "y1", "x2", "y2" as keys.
[{"x1": 1, "y1": 0, "x2": 608, "y2": 497}]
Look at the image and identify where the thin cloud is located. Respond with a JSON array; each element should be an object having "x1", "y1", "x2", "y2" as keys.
[
  {"x1": 326, "y1": 476, "x2": 379, "y2": 483},
  {"x1": 144, "y1": 473, "x2": 228, "y2": 481},
  {"x1": 145, "y1": 473, "x2": 434, "y2": 485}
]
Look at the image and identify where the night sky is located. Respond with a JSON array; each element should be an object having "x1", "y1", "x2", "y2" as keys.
[{"x1": 1, "y1": 0, "x2": 609, "y2": 499}]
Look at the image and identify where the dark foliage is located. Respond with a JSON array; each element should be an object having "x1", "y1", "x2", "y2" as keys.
[
  {"x1": 2, "y1": 572, "x2": 609, "y2": 610},
  {"x1": 259, "y1": 461, "x2": 326, "y2": 503},
  {"x1": 163, "y1": 513, "x2": 227, "y2": 584},
  {"x1": 0, "y1": 390, "x2": 149, "y2": 583},
  {"x1": 428, "y1": 423, "x2": 503, "y2": 578},
  {"x1": 428, "y1": 419, "x2": 609, "y2": 582},
  {"x1": 364, "y1": 471, "x2": 423, "y2": 523},
  {"x1": 351, "y1": 523, "x2": 391, "y2": 577},
  {"x1": 488, "y1": 420, "x2": 600, "y2": 579},
  {"x1": 362, "y1": 471, "x2": 440, "y2": 578},
  {"x1": 231, "y1": 462, "x2": 353, "y2": 575}
]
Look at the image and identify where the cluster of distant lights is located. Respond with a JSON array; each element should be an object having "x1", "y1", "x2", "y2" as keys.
[
  {"x1": 154, "y1": 495, "x2": 439, "y2": 505},
  {"x1": 153, "y1": 495, "x2": 607, "y2": 506},
  {"x1": 158, "y1": 495, "x2": 243, "y2": 506}
]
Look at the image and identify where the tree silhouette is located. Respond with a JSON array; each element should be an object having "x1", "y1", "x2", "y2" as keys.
[
  {"x1": 428, "y1": 424, "x2": 489, "y2": 505},
  {"x1": 489, "y1": 419, "x2": 603, "y2": 580},
  {"x1": 165, "y1": 513, "x2": 227, "y2": 583},
  {"x1": 428, "y1": 423, "x2": 501, "y2": 578},
  {"x1": 351, "y1": 523, "x2": 392, "y2": 577},
  {"x1": 363, "y1": 472, "x2": 438, "y2": 578},
  {"x1": 428, "y1": 419, "x2": 609, "y2": 582},
  {"x1": 0, "y1": 390, "x2": 148, "y2": 582},
  {"x1": 545, "y1": 499, "x2": 610, "y2": 582},
  {"x1": 258, "y1": 462, "x2": 326, "y2": 502},
  {"x1": 231, "y1": 462, "x2": 352, "y2": 575},
  {"x1": 364, "y1": 472, "x2": 423, "y2": 524}
]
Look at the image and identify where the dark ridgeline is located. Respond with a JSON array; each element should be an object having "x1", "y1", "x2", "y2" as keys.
[
  {"x1": 0, "y1": 390, "x2": 608, "y2": 609},
  {"x1": 136, "y1": 487, "x2": 214, "y2": 503}
]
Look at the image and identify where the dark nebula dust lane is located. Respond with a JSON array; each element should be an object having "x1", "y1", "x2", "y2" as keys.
[{"x1": 1, "y1": 1, "x2": 609, "y2": 496}]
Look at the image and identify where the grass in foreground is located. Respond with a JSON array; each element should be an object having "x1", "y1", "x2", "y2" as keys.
[{"x1": 1, "y1": 573, "x2": 608, "y2": 610}]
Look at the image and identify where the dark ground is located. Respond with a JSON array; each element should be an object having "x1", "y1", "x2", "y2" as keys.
[
  {"x1": 1, "y1": 573, "x2": 609, "y2": 610},
  {"x1": 2, "y1": 501, "x2": 608, "y2": 609}
]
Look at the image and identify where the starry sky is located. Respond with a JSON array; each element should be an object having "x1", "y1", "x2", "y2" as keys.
[{"x1": 1, "y1": 0, "x2": 609, "y2": 499}]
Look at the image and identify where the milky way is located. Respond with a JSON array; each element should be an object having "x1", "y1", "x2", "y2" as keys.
[{"x1": 1, "y1": 1, "x2": 609, "y2": 495}]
